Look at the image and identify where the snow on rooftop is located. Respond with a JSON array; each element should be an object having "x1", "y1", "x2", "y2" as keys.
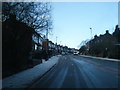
[{"x1": 2, "y1": 55, "x2": 61, "y2": 88}]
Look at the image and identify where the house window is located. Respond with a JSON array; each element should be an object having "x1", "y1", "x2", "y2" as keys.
[{"x1": 35, "y1": 44, "x2": 37, "y2": 50}]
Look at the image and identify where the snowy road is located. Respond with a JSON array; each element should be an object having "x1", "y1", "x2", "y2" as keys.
[{"x1": 29, "y1": 55, "x2": 120, "y2": 88}]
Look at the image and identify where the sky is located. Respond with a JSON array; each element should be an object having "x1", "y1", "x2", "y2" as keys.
[{"x1": 48, "y1": 2, "x2": 118, "y2": 49}]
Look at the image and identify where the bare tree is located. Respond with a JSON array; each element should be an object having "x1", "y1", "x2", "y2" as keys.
[{"x1": 2, "y1": 2, "x2": 52, "y2": 34}]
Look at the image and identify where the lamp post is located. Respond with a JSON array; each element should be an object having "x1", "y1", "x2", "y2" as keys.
[
  {"x1": 56, "y1": 36, "x2": 58, "y2": 44},
  {"x1": 87, "y1": 27, "x2": 92, "y2": 54},
  {"x1": 90, "y1": 27, "x2": 92, "y2": 39}
]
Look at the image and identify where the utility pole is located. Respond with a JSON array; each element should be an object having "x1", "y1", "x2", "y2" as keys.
[
  {"x1": 46, "y1": 22, "x2": 48, "y2": 39},
  {"x1": 56, "y1": 36, "x2": 58, "y2": 53}
]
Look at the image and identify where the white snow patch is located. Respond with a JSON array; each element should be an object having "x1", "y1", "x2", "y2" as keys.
[
  {"x1": 80, "y1": 55, "x2": 120, "y2": 62},
  {"x1": 42, "y1": 59, "x2": 46, "y2": 63},
  {"x1": 2, "y1": 55, "x2": 61, "y2": 88}
]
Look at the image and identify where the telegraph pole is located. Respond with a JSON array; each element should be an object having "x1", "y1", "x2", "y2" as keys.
[{"x1": 46, "y1": 22, "x2": 48, "y2": 39}]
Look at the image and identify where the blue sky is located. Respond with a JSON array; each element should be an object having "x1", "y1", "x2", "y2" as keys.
[{"x1": 48, "y1": 2, "x2": 118, "y2": 49}]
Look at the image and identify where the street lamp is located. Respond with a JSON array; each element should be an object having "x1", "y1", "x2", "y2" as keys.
[
  {"x1": 56, "y1": 36, "x2": 58, "y2": 44},
  {"x1": 90, "y1": 27, "x2": 92, "y2": 39}
]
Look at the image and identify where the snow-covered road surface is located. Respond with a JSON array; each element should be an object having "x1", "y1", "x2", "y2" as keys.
[{"x1": 29, "y1": 55, "x2": 119, "y2": 88}]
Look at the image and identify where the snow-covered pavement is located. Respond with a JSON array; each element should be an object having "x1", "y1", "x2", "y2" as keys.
[
  {"x1": 80, "y1": 55, "x2": 120, "y2": 62},
  {"x1": 2, "y1": 55, "x2": 61, "y2": 88}
]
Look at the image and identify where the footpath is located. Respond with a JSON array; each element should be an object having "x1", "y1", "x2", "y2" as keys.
[
  {"x1": 80, "y1": 55, "x2": 120, "y2": 62},
  {"x1": 2, "y1": 55, "x2": 61, "y2": 88}
]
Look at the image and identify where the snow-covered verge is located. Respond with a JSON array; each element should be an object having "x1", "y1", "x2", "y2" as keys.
[
  {"x1": 80, "y1": 55, "x2": 120, "y2": 62},
  {"x1": 2, "y1": 55, "x2": 61, "y2": 88}
]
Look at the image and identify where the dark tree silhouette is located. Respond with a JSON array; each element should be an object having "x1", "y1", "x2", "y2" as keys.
[
  {"x1": 2, "y1": 2, "x2": 52, "y2": 34},
  {"x1": 2, "y1": 2, "x2": 53, "y2": 77},
  {"x1": 79, "y1": 45, "x2": 87, "y2": 55},
  {"x1": 2, "y1": 15, "x2": 33, "y2": 77}
]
